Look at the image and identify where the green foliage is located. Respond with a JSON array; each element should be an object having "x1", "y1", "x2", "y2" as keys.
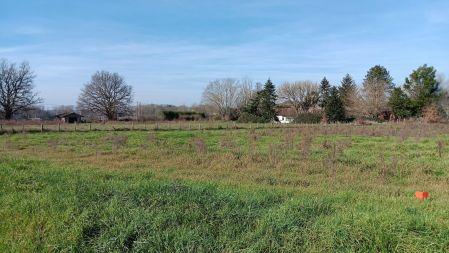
[
  {"x1": 237, "y1": 112, "x2": 269, "y2": 123},
  {"x1": 162, "y1": 110, "x2": 179, "y2": 120},
  {"x1": 403, "y1": 64, "x2": 441, "y2": 115},
  {"x1": 319, "y1": 77, "x2": 331, "y2": 108},
  {"x1": 362, "y1": 65, "x2": 395, "y2": 117},
  {"x1": 339, "y1": 74, "x2": 357, "y2": 103},
  {"x1": 294, "y1": 112, "x2": 322, "y2": 124},
  {"x1": 241, "y1": 79, "x2": 277, "y2": 122},
  {"x1": 325, "y1": 87, "x2": 346, "y2": 122},
  {"x1": 162, "y1": 111, "x2": 206, "y2": 121},
  {"x1": 364, "y1": 65, "x2": 394, "y2": 90},
  {"x1": 388, "y1": 87, "x2": 414, "y2": 118}
]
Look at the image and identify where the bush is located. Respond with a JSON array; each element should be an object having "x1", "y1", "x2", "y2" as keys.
[
  {"x1": 237, "y1": 112, "x2": 271, "y2": 123},
  {"x1": 162, "y1": 111, "x2": 179, "y2": 121},
  {"x1": 294, "y1": 112, "x2": 322, "y2": 124},
  {"x1": 422, "y1": 104, "x2": 444, "y2": 123},
  {"x1": 162, "y1": 111, "x2": 206, "y2": 121}
]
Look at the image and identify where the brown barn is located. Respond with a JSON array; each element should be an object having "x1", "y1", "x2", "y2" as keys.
[{"x1": 55, "y1": 112, "x2": 84, "y2": 123}]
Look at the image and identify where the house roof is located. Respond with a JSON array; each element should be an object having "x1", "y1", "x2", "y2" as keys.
[
  {"x1": 55, "y1": 112, "x2": 83, "y2": 118},
  {"x1": 276, "y1": 106, "x2": 297, "y2": 118}
]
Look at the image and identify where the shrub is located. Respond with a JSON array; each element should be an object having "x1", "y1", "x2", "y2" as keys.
[
  {"x1": 422, "y1": 104, "x2": 443, "y2": 123},
  {"x1": 162, "y1": 111, "x2": 206, "y2": 121},
  {"x1": 162, "y1": 111, "x2": 179, "y2": 121},
  {"x1": 237, "y1": 112, "x2": 271, "y2": 123},
  {"x1": 294, "y1": 112, "x2": 322, "y2": 124}
]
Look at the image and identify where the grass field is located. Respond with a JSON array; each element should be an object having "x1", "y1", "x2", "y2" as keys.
[{"x1": 1, "y1": 123, "x2": 449, "y2": 252}]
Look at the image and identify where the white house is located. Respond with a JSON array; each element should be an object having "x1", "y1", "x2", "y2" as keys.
[{"x1": 277, "y1": 115, "x2": 294, "y2": 124}]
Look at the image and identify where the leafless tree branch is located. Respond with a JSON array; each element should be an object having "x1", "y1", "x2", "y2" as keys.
[
  {"x1": 77, "y1": 71, "x2": 133, "y2": 120},
  {"x1": 0, "y1": 59, "x2": 41, "y2": 119}
]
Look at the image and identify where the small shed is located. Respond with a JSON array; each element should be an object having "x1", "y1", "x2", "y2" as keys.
[{"x1": 56, "y1": 112, "x2": 83, "y2": 123}]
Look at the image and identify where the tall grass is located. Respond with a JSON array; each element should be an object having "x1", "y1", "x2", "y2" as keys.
[{"x1": 1, "y1": 124, "x2": 449, "y2": 251}]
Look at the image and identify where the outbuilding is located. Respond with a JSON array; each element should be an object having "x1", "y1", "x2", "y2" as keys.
[{"x1": 55, "y1": 112, "x2": 84, "y2": 123}]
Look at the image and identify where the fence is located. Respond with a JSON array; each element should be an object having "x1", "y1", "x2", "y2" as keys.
[{"x1": 0, "y1": 121, "x2": 307, "y2": 134}]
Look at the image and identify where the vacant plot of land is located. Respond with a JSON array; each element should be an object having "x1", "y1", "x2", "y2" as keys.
[{"x1": 1, "y1": 124, "x2": 449, "y2": 252}]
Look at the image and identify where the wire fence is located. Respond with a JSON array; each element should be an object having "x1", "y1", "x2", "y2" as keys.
[{"x1": 0, "y1": 121, "x2": 307, "y2": 134}]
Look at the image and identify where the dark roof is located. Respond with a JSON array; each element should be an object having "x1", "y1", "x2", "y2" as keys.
[{"x1": 55, "y1": 112, "x2": 83, "y2": 118}]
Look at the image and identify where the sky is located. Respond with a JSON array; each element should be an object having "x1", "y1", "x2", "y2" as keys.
[{"x1": 1, "y1": 0, "x2": 449, "y2": 107}]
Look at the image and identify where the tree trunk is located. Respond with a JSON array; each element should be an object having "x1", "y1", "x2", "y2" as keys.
[
  {"x1": 107, "y1": 112, "x2": 117, "y2": 121},
  {"x1": 4, "y1": 109, "x2": 13, "y2": 120}
]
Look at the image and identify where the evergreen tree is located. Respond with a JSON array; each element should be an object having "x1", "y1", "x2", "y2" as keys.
[
  {"x1": 403, "y1": 64, "x2": 440, "y2": 115},
  {"x1": 362, "y1": 65, "x2": 394, "y2": 117},
  {"x1": 258, "y1": 79, "x2": 277, "y2": 121},
  {"x1": 364, "y1": 65, "x2": 394, "y2": 91},
  {"x1": 319, "y1": 77, "x2": 331, "y2": 108},
  {"x1": 325, "y1": 87, "x2": 345, "y2": 122},
  {"x1": 339, "y1": 74, "x2": 357, "y2": 103},
  {"x1": 241, "y1": 79, "x2": 277, "y2": 122},
  {"x1": 388, "y1": 87, "x2": 414, "y2": 119},
  {"x1": 339, "y1": 74, "x2": 357, "y2": 118}
]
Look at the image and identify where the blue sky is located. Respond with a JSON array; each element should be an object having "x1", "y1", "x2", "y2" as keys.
[{"x1": 1, "y1": 0, "x2": 449, "y2": 107}]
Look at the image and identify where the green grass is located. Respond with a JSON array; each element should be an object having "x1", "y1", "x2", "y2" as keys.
[{"x1": 1, "y1": 126, "x2": 449, "y2": 252}]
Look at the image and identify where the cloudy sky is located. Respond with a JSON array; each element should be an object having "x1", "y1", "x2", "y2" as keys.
[{"x1": 1, "y1": 0, "x2": 449, "y2": 107}]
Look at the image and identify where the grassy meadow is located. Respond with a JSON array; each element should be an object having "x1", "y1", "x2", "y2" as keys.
[{"x1": 1, "y1": 123, "x2": 449, "y2": 252}]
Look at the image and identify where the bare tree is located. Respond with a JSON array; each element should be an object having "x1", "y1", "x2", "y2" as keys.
[
  {"x1": 278, "y1": 81, "x2": 320, "y2": 114},
  {"x1": 361, "y1": 79, "x2": 391, "y2": 117},
  {"x1": 77, "y1": 71, "x2": 133, "y2": 120},
  {"x1": 361, "y1": 65, "x2": 394, "y2": 117},
  {"x1": 238, "y1": 77, "x2": 254, "y2": 108},
  {"x1": 52, "y1": 105, "x2": 75, "y2": 115},
  {"x1": 0, "y1": 59, "x2": 41, "y2": 119},
  {"x1": 202, "y1": 78, "x2": 240, "y2": 120}
]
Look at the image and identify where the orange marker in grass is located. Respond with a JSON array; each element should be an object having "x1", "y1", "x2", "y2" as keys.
[{"x1": 415, "y1": 191, "x2": 429, "y2": 201}]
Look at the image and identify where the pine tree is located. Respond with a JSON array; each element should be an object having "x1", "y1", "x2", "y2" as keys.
[
  {"x1": 325, "y1": 87, "x2": 345, "y2": 122},
  {"x1": 364, "y1": 65, "x2": 394, "y2": 90},
  {"x1": 362, "y1": 65, "x2": 394, "y2": 117},
  {"x1": 388, "y1": 87, "x2": 413, "y2": 119},
  {"x1": 240, "y1": 79, "x2": 277, "y2": 122},
  {"x1": 339, "y1": 74, "x2": 357, "y2": 118},
  {"x1": 403, "y1": 64, "x2": 440, "y2": 116},
  {"x1": 319, "y1": 77, "x2": 331, "y2": 108},
  {"x1": 340, "y1": 74, "x2": 356, "y2": 103},
  {"x1": 258, "y1": 79, "x2": 277, "y2": 121}
]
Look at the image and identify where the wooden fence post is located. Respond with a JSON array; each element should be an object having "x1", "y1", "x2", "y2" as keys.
[
  {"x1": 22, "y1": 124, "x2": 25, "y2": 133},
  {"x1": 89, "y1": 123, "x2": 92, "y2": 131},
  {"x1": 41, "y1": 124, "x2": 44, "y2": 132},
  {"x1": 155, "y1": 122, "x2": 159, "y2": 130},
  {"x1": 74, "y1": 122, "x2": 77, "y2": 132},
  {"x1": 58, "y1": 123, "x2": 61, "y2": 132}
]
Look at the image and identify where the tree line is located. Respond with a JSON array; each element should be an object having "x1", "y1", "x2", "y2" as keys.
[
  {"x1": 1, "y1": 57, "x2": 445, "y2": 123},
  {"x1": 0, "y1": 59, "x2": 133, "y2": 120},
  {"x1": 202, "y1": 64, "x2": 445, "y2": 123}
]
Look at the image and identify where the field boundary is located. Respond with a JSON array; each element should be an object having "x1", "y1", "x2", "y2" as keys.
[{"x1": 0, "y1": 121, "x2": 313, "y2": 134}]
